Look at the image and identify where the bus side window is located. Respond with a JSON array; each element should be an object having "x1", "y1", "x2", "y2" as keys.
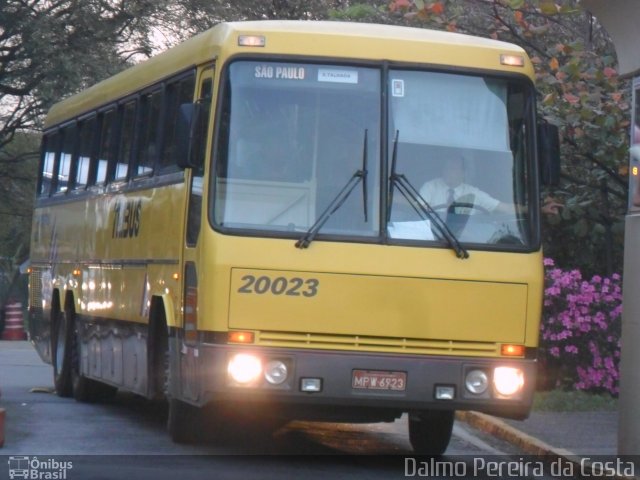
[
  {"x1": 160, "y1": 74, "x2": 196, "y2": 172},
  {"x1": 75, "y1": 117, "x2": 96, "y2": 190},
  {"x1": 56, "y1": 124, "x2": 77, "y2": 193},
  {"x1": 135, "y1": 89, "x2": 162, "y2": 177},
  {"x1": 95, "y1": 109, "x2": 117, "y2": 186},
  {"x1": 115, "y1": 100, "x2": 137, "y2": 181},
  {"x1": 39, "y1": 132, "x2": 60, "y2": 197}
]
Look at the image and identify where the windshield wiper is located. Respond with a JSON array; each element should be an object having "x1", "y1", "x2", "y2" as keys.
[
  {"x1": 388, "y1": 130, "x2": 469, "y2": 259},
  {"x1": 361, "y1": 129, "x2": 369, "y2": 223},
  {"x1": 296, "y1": 130, "x2": 369, "y2": 249}
]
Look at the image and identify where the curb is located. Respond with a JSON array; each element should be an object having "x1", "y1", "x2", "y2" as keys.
[
  {"x1": 456, "y1": 411, "x2": 636, "y2": 480},
  {"x1": 456, "y1": 411, "x2": 576, "y2": 457}
]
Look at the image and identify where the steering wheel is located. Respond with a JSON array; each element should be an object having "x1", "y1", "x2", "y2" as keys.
[
  {"x1": 428, "y1": 202, "x2": 490, "y2": 237},
  {"x1": 431, "y1": 202, "x2": 491, "y2": 216}
]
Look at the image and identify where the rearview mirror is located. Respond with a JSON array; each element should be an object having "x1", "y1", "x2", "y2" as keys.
[
  {"x1": 538, "y1": 121, "x2": 561, "y2": 186},
  {"x1": 176, "y1": 102, "x2": 209, "y2": 171}
]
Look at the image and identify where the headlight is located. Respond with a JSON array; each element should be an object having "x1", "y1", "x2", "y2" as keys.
[
  {"x1": 264, "y1": 360, "x2": 288, "y2": 385},
  {"x1": 493, "y1": 366, "x2": 524, "y2": 397},
  {"x1": 465, "y1": 369, "x2": 489, "y2": 395},
  {"x1": 227, "y1": 353, "x2": 262, "y2": 385}
]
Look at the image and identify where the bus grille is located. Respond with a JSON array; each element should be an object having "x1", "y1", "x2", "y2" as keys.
[
  {"x1": 29, "y1": 268, "x2": 43, "y2": 312},
  {"x1": 255, "y1": 331, "x2": 500, "y2": 357}
]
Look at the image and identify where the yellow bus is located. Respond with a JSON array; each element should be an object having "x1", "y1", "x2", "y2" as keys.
[{"x1": 28, "y1": 20, "x2": 556, "y2": 454}]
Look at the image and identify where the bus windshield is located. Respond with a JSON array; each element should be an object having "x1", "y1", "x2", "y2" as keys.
[
  {"x1": 213, "y1": 60, "x2": 535, "y2": 249},
  {"x1": 214, "y1": 61, "x2": 381, "y2": 239},
  {"x1": 387, "y1": 70, "x2": 533, "y2": 247}
]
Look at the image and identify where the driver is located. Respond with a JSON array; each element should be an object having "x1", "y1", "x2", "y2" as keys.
[{"x1": 419, "y1": 156, "x2": 512, "y2": 214}]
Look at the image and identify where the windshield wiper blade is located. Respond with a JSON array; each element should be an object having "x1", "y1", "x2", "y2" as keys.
[
  {"x1": 387, "y1": 130, "x2": 400, "y2": 223},
  {"x1": 391, "y1": 174, "x2": 469, "y2": 259},
  {"x1": 295, "y1": 171, "x2": 363, "y2": 249},
  {"x1": 387, "y1": 131, "x2": 468, "y2": 259},
  {"x1": 362, "y1": 129, "x2": 369, "y2": 223},
  {"x1": 296, "y1": 130, "x2": 369, "y2": 249}
]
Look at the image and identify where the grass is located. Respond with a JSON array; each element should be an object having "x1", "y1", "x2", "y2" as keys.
[{"x1": 533, "y1": 390, "x2": 618, "y2": 412}]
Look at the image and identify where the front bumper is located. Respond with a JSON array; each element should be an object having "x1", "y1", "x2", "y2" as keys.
[{"x1": 190, "y1": 343, "x2": 536, "y2": 420}]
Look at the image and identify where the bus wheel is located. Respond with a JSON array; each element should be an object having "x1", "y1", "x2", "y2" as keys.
[
  {"x1": 164, "y1": 335, "x2": 201, "y2": 443},
  {"x1": 69, "y1": 310, "x2": 117, "y2": 403},
  {"x1": 52, "y1": 304, "x2": 73, "y2": 397},
  {"x1": 167, "y1": 397, "x2": 201, "y2": 444},
  {"x1": 408, "y1": 410, "x2": 455, "y2": 456}
]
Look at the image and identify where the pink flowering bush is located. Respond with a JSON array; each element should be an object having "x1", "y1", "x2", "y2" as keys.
[{"x1": 539, "y1": 258, "x2": 622, "y2": 396}]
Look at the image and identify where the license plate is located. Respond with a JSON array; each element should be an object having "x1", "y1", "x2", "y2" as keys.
[{"x1": 352, "y1": 370, "x2": 407, "y2": 391}]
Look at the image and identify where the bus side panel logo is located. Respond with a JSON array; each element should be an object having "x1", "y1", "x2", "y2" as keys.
[{"x1": 112, "y1": 199, "x2": 142, "y2": 239}]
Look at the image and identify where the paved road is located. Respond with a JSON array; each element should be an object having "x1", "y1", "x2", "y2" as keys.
[{"x1": 0, "y1": 341, "x2": 531, "y2": 479}]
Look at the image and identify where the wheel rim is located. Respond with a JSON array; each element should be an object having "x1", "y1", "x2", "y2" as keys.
[
  {"x1": 70, "y1": 322, "x2": 80, "y2": 382},
  {"x1": 55, "y1": 315, "x2": 66, "y2": 370}
]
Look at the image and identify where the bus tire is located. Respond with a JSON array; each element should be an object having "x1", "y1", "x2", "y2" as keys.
[
  {"x1": 163, "y1": 330, "x2": 201, "y2": 443},
  {"x1": 68, "y1": 306, "x2": 117, "y2": 403},
  {"x1": 167, "y1": 397, "x2": 201, "y2": 444},
  {"x1": 408, "y1": 410, "x2": 455, "y2": 456},
  {"x1": 148, "y1": 301, "x2": 169, "y2": 400},
  {"x1": 51, "y1": 298, "x2": 73, "y2": 398}
]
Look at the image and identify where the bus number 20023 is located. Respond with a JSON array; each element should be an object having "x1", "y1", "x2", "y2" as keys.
[{"x1": 237, "y1": 275, "x2": 319, "y2": 297}]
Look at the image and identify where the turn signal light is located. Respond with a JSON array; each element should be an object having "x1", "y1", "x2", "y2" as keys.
[
  {"x1": 501, "y1": 344, "x2": 525, "y2": 357},
  {"x1": 238, "y1": 35, "x2": 266, "y2": 47},
  {"x1": 500, "y1": 54, "x2": 525, "y2": 67},
  {"x1": 228, "y1": 331, "x2": 255, "y2": 344}
]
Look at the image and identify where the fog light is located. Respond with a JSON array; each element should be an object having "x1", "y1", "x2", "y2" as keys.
[
  {"x1": 228, "y1": 353, "x2": 262, "y2": 385},
  {"x1": 435, "y1": 385, "x2": 455, "y2": 400},
  {"x1": 493, "y1": 367, "x2": 524, "y2": 397},
  {"x1": 465, "y1": 369, "x2": 489, "y2": 395},
  {"x1": 264, "y1": 360, "x2": 288, "y2": 385},
  {"x1": 300, "y1": 378, "x2": 322, "y2": 392}
]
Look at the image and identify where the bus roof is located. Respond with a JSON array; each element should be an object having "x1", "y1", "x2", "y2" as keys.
[{"x1": 45, "y1": 20, "x2": 533, "y2": 128}]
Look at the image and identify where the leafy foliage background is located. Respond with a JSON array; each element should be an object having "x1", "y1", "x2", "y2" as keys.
[{"x1": 0, "y1": 0, "x2": 629, "y2": 304}]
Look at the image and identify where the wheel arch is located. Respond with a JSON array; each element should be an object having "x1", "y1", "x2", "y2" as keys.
[{"x1": 157, "y1": 292, "x2": 178, "y2": 329}]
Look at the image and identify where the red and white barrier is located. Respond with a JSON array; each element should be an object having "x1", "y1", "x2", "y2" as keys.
[
  {"x1": 2, "y1": 301, "x2": 26, "y2": 341},
  {"x1": 0, "y1": 407, "x2": 4, "y2": 447}
]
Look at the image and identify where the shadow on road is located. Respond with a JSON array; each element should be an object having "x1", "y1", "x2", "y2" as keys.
[{"x1": 94, "y1": 391, "x2": 412, "y2": 455}]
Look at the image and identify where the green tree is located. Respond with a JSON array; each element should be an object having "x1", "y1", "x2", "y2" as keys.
[
  {"x1": 0, "y1": 1, "x2": 356, "y2": 144},
  {"x1": 0, "y1": 132, "x2": 38, "y2": 306},
  {"x1": 2, "y1": 0, "x2": 627, "y2": 277},
  {"x1": 384, "y1": 0, "x2": 629, "y2": 275},
  {"x1": 0, "y1": 1, "x2": 358, "y2": 303},
  {"x1": 0, "y1": 0, "x2": 166, "y2": 149},
  {"x1": 153, "y1": 0, "x2": 365, "y2": 46},
  {"x1": 0, "y1": 0, "x2": 164, "y2": 307}
]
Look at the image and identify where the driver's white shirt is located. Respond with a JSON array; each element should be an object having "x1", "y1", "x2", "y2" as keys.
[{"x1": 419, "y1": 178, "x2": 500, "y2": 212}]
